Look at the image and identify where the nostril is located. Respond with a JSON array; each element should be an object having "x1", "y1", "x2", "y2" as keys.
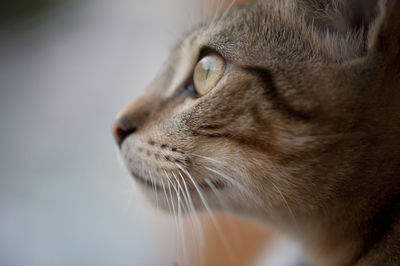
[{"x1": 112, "y1": 117, "x2": 137, "y2": 146}]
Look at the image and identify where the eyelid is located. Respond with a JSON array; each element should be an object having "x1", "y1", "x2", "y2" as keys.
[
  {"x1": 197, "y1": 47, "x2": 221, "y2": 61},
  {"x1": 197, "y1": 48, "x2": 230, "y2": 75},
  {"x1": 198, "y1": 45, "x2": 237, "y2": 64},
  {"x1": 197, "y1": 47, "x2": 232, "y2": 76}
]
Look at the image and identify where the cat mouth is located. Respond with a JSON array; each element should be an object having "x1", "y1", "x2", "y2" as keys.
[{"x1": 130, "y1": 171, "x2": 225, "y2": 191}]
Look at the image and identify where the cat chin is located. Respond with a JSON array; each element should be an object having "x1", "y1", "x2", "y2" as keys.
[
  {"x1": 136, "y1": 185, "x2": 215, "y2": 214},
  {"x1": 129, "y1": 170, "x2": 229, "y2": 209},
  {"x1": 129, "y1": 170, "x2": 225, "y2": 191},
  {"x1": 129, "y1": 171, "x2": 245, "y2": 213}
]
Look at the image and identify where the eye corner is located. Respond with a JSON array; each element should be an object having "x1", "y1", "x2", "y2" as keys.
[
  {"x1": 188, "y1": 83, "x2": 202, "y2": 98},
  {"x1": 176, "y1": 80, "x2": 201, "y2": 99}
]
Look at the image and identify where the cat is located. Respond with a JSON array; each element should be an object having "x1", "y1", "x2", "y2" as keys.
[{"x1": 112, "y1": 0, "x2": 400, "y2": 265}]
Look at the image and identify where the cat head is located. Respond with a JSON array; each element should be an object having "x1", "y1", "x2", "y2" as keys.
[{"x1": 113, "y1": 0, "x2": 400, "y2": 230}]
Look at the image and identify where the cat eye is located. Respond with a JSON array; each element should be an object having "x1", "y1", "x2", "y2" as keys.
[{"x1": 193, "y1": 53, "x2": 225, "y2": 96}]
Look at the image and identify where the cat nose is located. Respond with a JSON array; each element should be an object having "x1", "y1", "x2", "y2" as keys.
[{"x1": 112, "y1": 116, "x2": 137, "y2": 146}]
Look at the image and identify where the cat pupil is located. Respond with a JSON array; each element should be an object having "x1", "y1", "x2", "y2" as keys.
[{"x1": 205, "y1": 67, "x2": 210, "y2": 80}]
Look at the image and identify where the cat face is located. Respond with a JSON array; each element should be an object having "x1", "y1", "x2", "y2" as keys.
[{"x1": 113, "y1": 0, "x2": 400, "y2": 230}]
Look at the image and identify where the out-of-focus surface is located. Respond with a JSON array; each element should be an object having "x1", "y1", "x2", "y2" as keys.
[{"x1": 188, "y1": 214, "x2": 274, "y2": 266}]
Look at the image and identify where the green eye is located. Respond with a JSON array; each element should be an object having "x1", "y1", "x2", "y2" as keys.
[{"x1": 193, "y1": 53, "x2": 225, "y2": 96}]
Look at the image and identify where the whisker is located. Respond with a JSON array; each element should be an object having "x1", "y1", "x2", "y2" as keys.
[
  {"x1": 204, "y1": 177, "x2": 241, "y2": 246},
  {"x1": 161, "y1": 179, "x2": 173, "y2": 215},
  {"x1": 287, "y1": 132, "x2": 366, "y2": 142},
  {"x1": 177, "y1": 169, "x2": 205, "y2": 247},
  {"x1": 171, "y1": 171, "x2": 191, "y2": 214},
  {"x1": 165, "y1": 172, "x2": 187, "y2": 264},
  {"x1": 183, "y1": 152, "x2": 250, "y2": 192},
  {"x1": 176, "y1": 163, "x2": 236, "y2": 262},
  {"x1": 203, "y1": 166, "x2": 251, "y2": 196},
  {"x1": 176, "y1": 180, "x2": 187, "y2": 265},
  {"x1": 270, "y1": 181, "x2": 299, "y2": 231},
  {"x1": 167, "y1": 179, "x2": 180, "y2": 260},
  {"x1": 147, "y1": 170, "x2": 159, "y2": 211},
  {"x1": 170, "y1": 171, "x2": 195, "y2": 265},
  {"x1": 217, "y1": 0, "x2": 237, "y2": 24},
  {"x1": 185, "y1": 151, "x2": 231, "y2": 167},
  {"x1": 174, "y1": 171, "x2": 203, "y2": 237},
  {"x1": 204, "y1": 177, "x2": 229, "y2": 210},
  {"x1": 209, "y1": 0, "x2": 224, "y2": 26}
]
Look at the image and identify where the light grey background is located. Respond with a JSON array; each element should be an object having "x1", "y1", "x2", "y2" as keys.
[{"x1": 0, "y1": 1, "x2": 210, "y2": 265}]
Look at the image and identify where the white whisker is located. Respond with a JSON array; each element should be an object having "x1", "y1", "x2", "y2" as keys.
[
  {"x1": 203, "y1": 166, "x2": 250, "y2": 196},
  {"x1": 204, "y1": 177, "x2": 228, "y2": 210},
  {"x1": 171, "y1": 171, "x2": 191, "y2": 213},
  {"x1": 148, "y1": 170, "x2": 159, "y2": 211},
  {"x1": 167, "y1": 179, "x2": 180, "y2": 260},
  {"x1": 204, "y1": 177, "x2": 241, "y2": 245},
  {"x1": 182, "y1": 152, "x2": 251, "y2": 195},
  {"x1": 218, "y1": 0, "x2": 237, "y2": 24},
  {"x1": 270, "y1": 181, "x2": 299, "y2": 230},
  {"x1": 176, "y1": 163, "x2": 236, "y2": 262},
  {"x1": 165, "y1": 171, "x2": 187, "y2": 264},
  {"x1": 161, "y1": 179, "x2": 172, "y2": 215},
  {"x1": 177, "y1": 169, "x2": 205, "y2": 247}
]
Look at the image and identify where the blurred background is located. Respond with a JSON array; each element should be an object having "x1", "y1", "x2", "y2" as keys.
[{"x1": 0, "y1": 1, "x2": 303, "y2": 265}]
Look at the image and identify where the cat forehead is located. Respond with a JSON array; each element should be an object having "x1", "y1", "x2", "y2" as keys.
[
  {"x1": 181, "y1": 0, "x2": 366, "y2": 64},
  {"x1": 182, "y1": 1, "x2": 317, "y2": 65}
]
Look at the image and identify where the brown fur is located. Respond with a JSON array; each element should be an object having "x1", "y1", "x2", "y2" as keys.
[{"x1": 113, "y1": 0, "x2": 400, "y2": 265}]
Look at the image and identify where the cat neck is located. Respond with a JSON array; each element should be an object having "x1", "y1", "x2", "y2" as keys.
[{"x1": 298, "y1": 166, "x2": 400, "y2": 266}]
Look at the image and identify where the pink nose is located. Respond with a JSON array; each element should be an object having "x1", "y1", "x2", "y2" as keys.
[{"x1": 112, "y1": 117, "x2": 137, "y2": 146}]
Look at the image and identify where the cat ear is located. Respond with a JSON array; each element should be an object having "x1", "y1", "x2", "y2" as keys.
[
  {"x1": 317, "y1": 0, "x2": 400, "y2": 57},
  {"x1": 367, "y1": 0, "x2": 400, "y2": 56},
  {"x1": 331, "y1": 0, "x2": 400, "y2": 56},
  {"x1": 331, "y1": 0, "x2": 380, "y2": 36}
]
